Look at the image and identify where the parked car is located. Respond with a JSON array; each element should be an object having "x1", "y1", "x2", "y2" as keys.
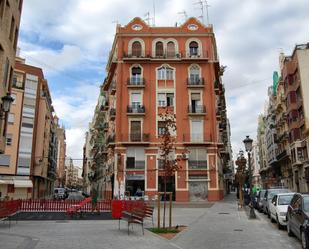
[
  {"x1": 67, "y1": 192, "x2": 85, "y2": 201},
  {"x1": 54, "y1": 188, "x2": 66, "y2": 200},
  {"x1": 269, "y1": 193, "x2": 295, "y2": 229},
  {"x1": 262, "y1": 188, "x2": 290, "y2": 217},
  {"x1": 287, "y1": 193, "x2": 309, "y2": 249},
  {"x1": 257, "y1": 189, "x2": 266, "y2": 212}
]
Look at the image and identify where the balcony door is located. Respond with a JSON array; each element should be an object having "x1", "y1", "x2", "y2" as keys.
[
  {"x1": 189, "y1": 65, "x2": 200, "y2": 84},
  {"x1": 191, "y1": 120, "x2": 203, "y2": 142},
  {"x1": 131, "y1": 92, "x2": 142, "y2": 112},
  {"x1": 131, "y1": 66, "x2": 142, "y2": 84},
  {"x1": 191, "y1": 93, "x2": 201, "y2": 113},
  {"x1": 130, "y1": 120, "x2": 141, "y2": 141},
  {"x1": 126, "y1": 147, "x2": 145, "y2": 169}
]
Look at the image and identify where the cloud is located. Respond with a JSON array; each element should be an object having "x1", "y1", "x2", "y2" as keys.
[
  {"x1": 52, "y1": 81, "x2": 100, "y2": 165},
  {"x1": 19, "y1": 43, "x2": 82, "y2": 75},
  {"x1": 18, "y1": 0, "x2": 309, "y2": 167}
]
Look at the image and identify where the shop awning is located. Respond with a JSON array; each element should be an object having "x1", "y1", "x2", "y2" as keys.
[
  {"x1": 0, "y1": 179, "x2": 14, "y2": 185},
  {"x1": 13, "y1": 179, "x2": 33, "y2": 188}
]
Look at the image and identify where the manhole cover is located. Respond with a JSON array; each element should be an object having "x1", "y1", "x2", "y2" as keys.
[
  {"x1": 218, "y1": 212, "x2": 230, "y2": 215},
  {"x1": 234, "y1": 229, "x2": 243, "y2": 232}
]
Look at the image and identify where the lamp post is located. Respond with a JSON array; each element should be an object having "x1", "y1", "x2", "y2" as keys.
[
  {"x1": 243, "y1": 135, "x2": 256, "y2": 219},
  {"x1": 0, "y1": 93, "x2": 14, "y2": 118},
  {"x1": 235, "y1": 150, "x2": 246, "y2": 208}
]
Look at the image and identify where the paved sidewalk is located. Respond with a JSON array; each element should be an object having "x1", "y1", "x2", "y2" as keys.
[
  {"x1": 170, "y1": 194, "x2": 301, "y2": 249},
  {"x1": 0, "y1": 194, "x2": 301, "y2": 249}
]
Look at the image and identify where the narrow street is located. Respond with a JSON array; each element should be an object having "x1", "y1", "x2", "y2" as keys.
[{"x1": 0, "y1": 194, "x2": 301, "y2": 249}]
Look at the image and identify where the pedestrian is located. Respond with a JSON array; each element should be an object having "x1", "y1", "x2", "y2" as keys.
[
  {"x1": 91, "y1": 188, "x2": 99, "y2": 214},
  {"x1": 135, "y1": 187, "x2": 143, "y2": 197}
]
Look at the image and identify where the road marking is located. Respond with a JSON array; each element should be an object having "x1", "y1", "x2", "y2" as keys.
[{"x1": 170, "y1": 242, "x2": 184, "y2": 249}]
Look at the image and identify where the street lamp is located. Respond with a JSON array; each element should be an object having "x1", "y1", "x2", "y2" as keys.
[
  {"x1": 243, "y1": 135, "x2": 256, "y2": 219},
  {"x1": 0, "y1": 93, "x2": 14, "y2": 118}
]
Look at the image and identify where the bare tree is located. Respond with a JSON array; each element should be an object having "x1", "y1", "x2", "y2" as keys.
[{"x1": 158, "y1": 110, "x2": 181, "y2": 229}]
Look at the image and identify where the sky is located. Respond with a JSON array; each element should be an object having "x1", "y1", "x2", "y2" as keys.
[{"x1": 18, "y1": 0, "x2": 309, "y2": 165}]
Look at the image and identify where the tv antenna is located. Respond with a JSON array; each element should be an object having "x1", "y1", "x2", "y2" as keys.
[
  {"x1": 177, "y1": 10, "x2": 188, "y2": 22},
  {"x1": 153, "y1": 0, "x2": 156, "y2": 26},
  {"x1": 144, "y1": 12, "x2": 152, "y2": 25},
  {"x1": 194, "y1": 0, "x2": 210, "y2": 26}
]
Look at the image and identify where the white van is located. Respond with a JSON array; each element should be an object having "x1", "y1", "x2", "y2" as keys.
[{"x1": 54, "y1": 188, "x2": 66, "y2": 199}]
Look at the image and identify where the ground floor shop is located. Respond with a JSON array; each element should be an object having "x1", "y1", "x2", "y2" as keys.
[
  {"x1": 111, "y1": 146, "x2": 225, "y2": 202},
  {"x1": 0, "y1": 176, "x2": 33, "y2": 200}
]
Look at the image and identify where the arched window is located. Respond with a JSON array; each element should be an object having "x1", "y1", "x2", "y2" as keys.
[
  {"x1": 189, "y1": 65, "x2": 200, "y2": 84},
  {"x1": 132, "y1": 41, "x2": 142, "y2": 57},
  {"x1": 166, "y1": 41, "x2": 175, "y2": 58},
  {"x1": 131, "y1": 66, "x2": 142, "y2": 84},
  {"x1": 157, "y1": 66, "x2": 174, "y2": 80},
  {"x1": 155, "y1": 41, "x2": 164, "y2": 57},
  {"x1": 189, "y1": 41, "x2": 199, "y2": 56}
]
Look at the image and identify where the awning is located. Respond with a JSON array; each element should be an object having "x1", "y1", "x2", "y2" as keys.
[
  {"x1": 0, "y1": 179, "x2": 14, "y2": 185},
  {"x1": 13, "y1": 179, "x2": 33, "y2": 188}
]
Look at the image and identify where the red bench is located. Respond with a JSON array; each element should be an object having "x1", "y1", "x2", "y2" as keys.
[
  {"x1": 118, "y1": 204, "x2": 154, "y2": 235},
  {"x1": 66, "y1": 197, "x2": 91, "y2": 217}
]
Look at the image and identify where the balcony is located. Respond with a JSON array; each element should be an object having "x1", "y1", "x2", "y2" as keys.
[
  {"x1": 182, "y1": 134, "x2": 212, "y2": 145},
  {"x1": 297, "y1": 99, "x2": 303, "y2": 109},
  {"x1": 184, "y1": 51, "x2": 209, "y2": 60},
  {"x1": 127, "y1": 105, "x2": 145, "y2": 115},
  {"x1": 152, "y1": 53, "x2": 182, "y2": 60},
  {"x1": 127, "y1": 77, "x2": 145, "y2": 88},
  {"x1": 188, "y1": 160, "x2": 207, "y2": 169},
  {"x1": 291, "y1": 140, "x2": 308, "y2": 166},
  {"x1": 214, "y1": 80, "x2": 222, "y2": 94},
  {"x1": 126, "y1": 160, "x2": 145, "y2": 169},
  {"x1": 286, "y1": 101, "x2": 298, "y2": 113},
  {"x1": 276, "y1": 149, "x2": 289, "y2": 161},
  {"x1": 103, "y1": 122, "x2": 109, "y2": 132},
  {"x1": 121, "y1": 133, "x2": 150, "y2": 144},
  {"x1": 216, "y1": 108, "x2": 221, "y2": 119},
  {"x1": 109, "y1": 108, "x2": 116, "y2": 120},
  {"x1": 101, "y1": 145, "x2": 108, "y2": 154},
  {"x1": 107, "y1": 134, "x2": 115, "y2": 147},
  {"x1": 123, "y1": 53, "x2": 150, "y2": 61},
  {"x1": 219, "y1": 123, "x2": 226, "y2": 131},
  {"x1": 110, "y1": 81, "x2": 116, "y2": 95},
  {"x1": 187, "y1": 78, "x2": 205, "y2": 88},
  {"x1": 188, "y1": 105, "x2": 206, "y2": 115},
  {"x1": 103, "y1": 100, "x2": 109, "y2": 111}
]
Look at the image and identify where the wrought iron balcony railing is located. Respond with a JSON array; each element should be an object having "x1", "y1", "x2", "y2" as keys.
[{"x1": 127, "y1": 105, "x2": 145, "y2": 114}]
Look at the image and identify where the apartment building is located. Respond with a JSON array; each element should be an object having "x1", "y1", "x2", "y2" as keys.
[
  {"x1": 65, "y1": 158, "x2": 81, "y2": 188},
  {"x1": 83, "y1": 86, "x2": 111, "y2": 197},
  {"x1": 274, "y1": 68, "x2": 292, "y2": 189},
  {"x1": 281, "y1": 44, "x2": 309, "y2": 192},
  {"x1": 82, "y1": 129, "x2": 91, "y2": 193},
  {"x1": 0, "y1": 58, "x2": 63, "y2": 199},
  {"x1": 0, "y1": 0, "x2": 23, "y2": 153},
  {"x1": 223, "y1": 119, "x2": 234, "y2": 194},
  {"x1": 258, "y1": 43, "x2": 309, "y2": 192},
  {"x1": 90, "y1": 17, "x2": 230, "y2": 202},
  {"x1": 251, "y1": 141, "x2": 261, "y2": 187},
  {"x1": 55, "y1": 116, "x2": 66, "y2": 187}
]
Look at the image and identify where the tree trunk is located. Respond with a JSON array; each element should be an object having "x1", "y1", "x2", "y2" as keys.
[{"x1": 163, "y1": 169, "x2": 167, "y2": 229}]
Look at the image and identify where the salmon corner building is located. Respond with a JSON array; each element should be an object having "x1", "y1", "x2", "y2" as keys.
[{"x1": 83, "y1": 17, "x2": 234, "y2": 202}]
